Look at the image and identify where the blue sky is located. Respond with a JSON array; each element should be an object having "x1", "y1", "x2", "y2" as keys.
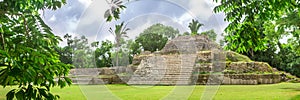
[{"x1": 43, "y1": 0, "x2": 228, "y2": 46}]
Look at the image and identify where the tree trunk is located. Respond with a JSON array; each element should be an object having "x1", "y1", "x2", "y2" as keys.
[{"x1": 116, "y1": 47, "x2": 119, "y2": 67}]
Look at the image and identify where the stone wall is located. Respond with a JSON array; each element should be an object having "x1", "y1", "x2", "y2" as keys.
[
  {"x1": 196, "y1": 74, "x2": 281, "y2": 85},
  {"x1": 88, "y1": 74, "x2": 281, "y2": 85},
  {"x1": 195, "y1": 62, "x2": 274, "y2": 74},
  {"x1": 69, "y1": 67, "x2": 134, "y2": 85},
  {"x1": 99, "y1": 75, "x2": 131, "y2": 84},
  {"x1": 69, "y1": 68, "x2": 281, "y2": 85},
  {"x1": 160, "y1": 35, "x2": 221, "y2": 54}
]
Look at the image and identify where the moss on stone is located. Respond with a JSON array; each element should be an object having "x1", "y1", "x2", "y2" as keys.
[{"x1": 226, "y1": 51, "x2": 252, "y2": 62}]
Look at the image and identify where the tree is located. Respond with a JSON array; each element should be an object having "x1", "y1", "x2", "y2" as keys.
[
  {"x1": 213, "y1": 0, "x2": 299, "y2": 55},
  {"x1": 0, "y1": 0, "x2": 72, "y2": 99},
  {"x1": 57, "y1": 34, "x2": 94, "y2": 68},
  {"x1": 104, "y1": 0, "x2": 127, "y2": 22},
  {"x1": 213, "y1": 0, "x2": 300, "y2": 76},
  {"x1": 72, "y1": 36, "x2": 94, "y2": 68},
  {"x1": 188, "y1": 19, "x2": 204, "y2": 36},
  {"x1": 55, "y1": 34, "x2": 73, "y2": 65},
  {"x1": 111, "y1": 49, "x2": 130, "y2": 66},
  {"x1": 135, "y1": 23, "x2": 178, "y2": 52},
  {"x1": 183, "y1": 32, "x2": 190, "y2": 36},
  {"x1": 55, "y1": 46, "x2": 73, "y2": 65},
  {"x1": 126, "y1": 40, "x2": 141, "y2": 64},
  {"x1": 201, "y1": 29, "x2": 217, "y2": 42},
  {"x1": 94, "y1": 40, "x2": 113, "y2": 67},
  {"x1": 136, "y1": 33, "x2": 168, "y2": 52},
  {"x1": 109, "y1": 22, "x2": 130, "y2": 67},
  {"x1": 141, "y1": 23, "x2": 180, "y2": 39}
]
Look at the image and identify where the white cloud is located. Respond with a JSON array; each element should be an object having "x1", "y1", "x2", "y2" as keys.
[
  {"x1": 76, "y1": 0, "x2": 109, "y2": 36},
  {"x1": 188, "y1": 0, "x2": 214, "y2": 20},
  {"x1": 125, "y1": 14, "x2": 189, "y2": 39},
  {"x1": 49, "y1": 15, "x2": 56, "y2": 22},
  {"x1": 67, "y1": 16, "x2": 79, "y2": 33},
  {"x1": 78, "y1": 0, "x2": 92, "y2": 8},
  {"x1": 175, "y1": 12, "x2": 192, "y2": 25},
  {"x1": 103, "y1": 34, "x2": 115, "y2": 42},
  {"x1": 127, "y1": 19, "x2": 153, "y2": 39},
  {"x1": 43, "y1": 0, "x2": 229, "y2": 46}
]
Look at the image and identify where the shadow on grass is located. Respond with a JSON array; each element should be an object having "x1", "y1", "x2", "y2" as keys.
[
  {"x1": 290, "y1": 95, "x2": 300, "y2": 100},
  {"x1": 280, "y1": 87, "x2": 300, "y2": 91}
]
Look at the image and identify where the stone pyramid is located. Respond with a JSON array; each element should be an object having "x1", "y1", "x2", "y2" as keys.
[
  {"x1": 127, "y1": 35, "x2": 225, "y2": 85},
  {"x1": 127, "y1": 35, "x2": 276, "y2": 85}
]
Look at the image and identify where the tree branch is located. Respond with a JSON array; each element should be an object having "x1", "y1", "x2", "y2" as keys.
[
  {"x1": 0, "y1": 32, "x2": 4, "y2": 50},
  {"x1": 0, "y1": 10, "x2": 30, "y2": 36}
]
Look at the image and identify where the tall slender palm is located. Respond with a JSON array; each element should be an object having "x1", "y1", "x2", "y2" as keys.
[
  {"x1": 188, "y1": 19, "x2": 204, "y2": 36},
  {"x1": 109, "y1": 22, "x2": 130, "y2": 67}
]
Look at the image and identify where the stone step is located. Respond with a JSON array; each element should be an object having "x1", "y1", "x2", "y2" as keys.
[
  {"x1": 128, "y1": 77, "x2": 191, "y2": 79},
  {"x1": 128, "y1": 79, "x2": 191, "y2": 82},
  {"x1": 128, "y1": 81, "x2": 191, "y2": 85},
  {"x1": 128, "y1": 54, "x2": 196, "y2": 85},
  {"x1": 160, "y1": 80, "x2": 191, "y2": 82},
  {"x1": 71, "y1": 78, "x2": 105, "y2": 85},
  {"x1": 161, "y1": 77, "x2": 191, "y2": 79}
]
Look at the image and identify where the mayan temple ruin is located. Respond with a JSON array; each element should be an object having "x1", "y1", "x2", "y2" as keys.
[
  {"x1": 70, "y1": 35, "x2": 281, "y2": 85},
  {"x1": 127, "y1": 35, "x2": 223, "y2": 85}
]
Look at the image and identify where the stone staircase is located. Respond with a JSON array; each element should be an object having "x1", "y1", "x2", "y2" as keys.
[
  {"x1": 69, "y1": 68, "x2": 104, "y2": 84},
  {"x1": 127, "y1": 35, "x2": 223, "y2": 85},
  {"x1": 160, "y1": 54, "x2": 197, "y2": 85},
  {"x1": 127, "y1": 54, "x2": 197, "y2": 85}
]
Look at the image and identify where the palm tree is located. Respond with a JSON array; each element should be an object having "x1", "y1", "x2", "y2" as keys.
[
  {"x1": 188, "y1": 19, "x2": 204, "y2": 36},
  {"x1": 109, "y1": 22, "x2": 130, "y2": 67},
  {"x1": 104, "y1": 0, "x2": 126, "y2": 21}
]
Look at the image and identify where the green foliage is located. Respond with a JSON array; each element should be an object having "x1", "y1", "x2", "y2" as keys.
[
  {"x1": 126, "y1": 40, "x2": 141, "y2": 64},
  {"x1": 213, "y1": 0, "x2": 295, "y2": 27},
  {"x1": 140, "y1": 23, "x2": 180, "y2": 39},
  {"x1": 226, "y1": 51, "x2": 252, "y2": 62},
  {"x1": 58, "y1": 34, "x2": 94, "y2": 68},
  {"x1": 0, "y1": 0, "x2": 71, "y2": 99},
  {"x1": 182, "y1": 32, "x2": 190, "y2": 36},
  {"x1": 247, "y1": 20, "x2": 300, "y2": 76},
  {"x1": 135, "y1": 23, "x2": 179, "y2": 52},
  {"x1": 93, "y1": 39, "x2": 141, "y2": 66},
  {"x1": 109, "y1": 22, "x2": 130, "y2": 67},
  {"x1": 188, "y1": 19, "x2": 203, "y2": 36},
  {"x1": 219, "y1": 39, "x2": 225, "y2": 47},
  {"x1": 94, "y1": 40, "x2": 113, "y2": 67},
  {"x1": 251, "y1": 42, "x2": 300, "y2": 77},
  {"x1": 104, "y1": 0, "x2": 127, "y2": 22},
  {"x1": 127, "y1": 40, "x2": 141, "y2": 56},
  {"x1": 109, "y1": 22, "x2": 129, "y2": 48},
  {"x1": 55, "y1": 34, "x2": 75, "y2": 65},
  {"x1": 214, "y1": 0, "x2": 300, "y2": 77},
  {"x1": 136, "y1": 33, "x2": 168, "y2": 52},
  {"x1": 72, "y1": 36, "x2": 94, "y2": 68},
  {"x1": 224, "y1": 20, "x2": 267, "y2": 55},
  {"x1": 213, "y1": 0, "x2": 298, "y2": 54},
  {"x1": 200, "y1": 29, "x2": 217, "y2": 42},
  {"x1": 55, "y1": 46, "x2": 73, "y2": 65},
  {"x1": 111, "y1": 49, "x2": 130, "y2": 66}
]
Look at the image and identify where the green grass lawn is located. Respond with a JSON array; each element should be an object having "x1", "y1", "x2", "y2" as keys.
[{"x1": 1, "y1": 83, "x2": 300, "y2": 100}]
